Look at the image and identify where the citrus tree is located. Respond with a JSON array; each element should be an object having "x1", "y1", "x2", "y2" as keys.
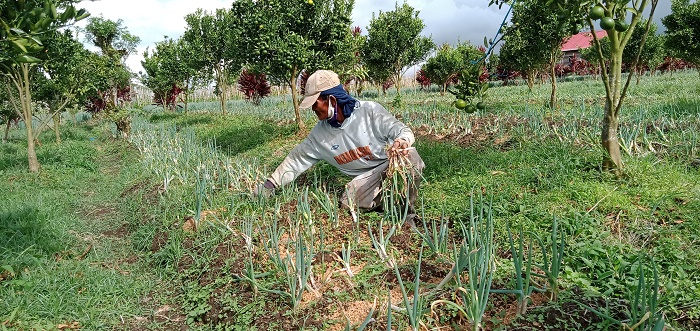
[
  {"x1": 629, "y1": 21, "x2": 664, "y2": 80},
  {"x1": 183, "y1": 8, "x2": 239, "y2": 114},
  {"x1": 523, "y1": 0, "x2": 659, "y2": 173},
  {"x1": 423, "y1": 41, "x2": 483, "y2": 95},
  {"x1": 141, "y1": 37, "x2": 190, "y2": 111},
  {"x1": 176, "y1": 37, "x2": 209, "y2": 112},
  {"x1": 499, "y1": 0, "x2": 579, "y2": 108},
  {"x1": 582, "y1": 20, "x2": 665, "y2": 83},
  {"x1": 584, "y1": 0, "x2": 659, "y2": 172},
  {"x1": 662, "y1": 0, "x2": 700, "y2": 74},
  {"x1": 233, "y1": 0, "x2": 355, "y2": 131},
  {"x1": 363, "y1": 2, "x2": 434, "y2": 99},
  {"x1": 83, "y1": 16, "x2": 140, "y2": 138},
  {"x1": 0, "y1": 0, "x2": 88, "y2": 172},
  {"x1": 33, "y1": 29, "x2": 93, "y2": 143},
  {"x1": 334, "y1": 26, "x2": 368, "y2": 95}
]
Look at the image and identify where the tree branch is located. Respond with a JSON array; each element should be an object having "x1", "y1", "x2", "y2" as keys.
[
  {"x1": 587, "y1": 18, "x2": 613, "y2": 106},
  {"x1": 616, "y1": 0, "x2": 658, "y2": 116},
  {"x1": 3, "y1": 78, "x2": 23, "y2": 120}
]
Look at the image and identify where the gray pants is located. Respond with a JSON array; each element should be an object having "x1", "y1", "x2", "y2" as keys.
[{"x1": 340, "y1": 149, "x2": 425, "y2": 216}]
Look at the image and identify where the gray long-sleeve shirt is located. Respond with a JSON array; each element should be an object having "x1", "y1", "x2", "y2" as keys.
[{"x1": 268, "y1": 100, "x2": 415, "y2": 187}]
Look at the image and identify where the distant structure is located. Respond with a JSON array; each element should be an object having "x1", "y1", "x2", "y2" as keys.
[{"x1": 560, "y1": 30, "x2": 608, "y2": 64}]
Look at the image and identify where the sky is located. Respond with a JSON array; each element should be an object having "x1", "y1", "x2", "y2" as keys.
[{"x1": 74, "y1": 0, "x2": 672, "y2": 76}]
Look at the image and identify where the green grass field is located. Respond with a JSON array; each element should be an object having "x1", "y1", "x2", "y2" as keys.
[{"x1": 1, "y1": 71, "x2": 699, "y2": 331}]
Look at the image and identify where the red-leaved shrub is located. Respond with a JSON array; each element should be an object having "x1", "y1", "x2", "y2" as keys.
[
  {"x1": 86, "y1": 86, "x2": 132, "y2": 113},
  {"x1": 238, "y1": 69, "x2": 271, "y2": 105},
  {"x1": 416, "y1": 69, "x2": 431, "y2": 90}
]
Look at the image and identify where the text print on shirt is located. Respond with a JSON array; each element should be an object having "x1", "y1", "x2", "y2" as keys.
[{"x1": 334, "y1": 146, "x2": 375, "y2": 165}]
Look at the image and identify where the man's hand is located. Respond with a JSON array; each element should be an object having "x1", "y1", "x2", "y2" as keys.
[
  {"x1": 389, "y1": 139, "x2": 411, "y2": 157},
  {"x1": 253, "y1": 180, "x2": 275, "y2": 198}
]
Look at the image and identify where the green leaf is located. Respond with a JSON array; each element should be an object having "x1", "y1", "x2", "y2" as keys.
[
  {"x1": 15, "y1": 54, "x2": 42, "y2": 63},
  {"x1": 10, "y1": 38, "x2": 29, "y2": 52},
  {"x1": 61, "y1": 6, "x2": 76, "y2": 21},
  {"x1": 75, "y1": 10, "x2": 90, "y2": 21},
  {"x1": 10, "y1": 28, "x2": 28, "y2": 36},
  {"x1": 27, "y1": 42, "x2": 44, "y2": 52},
  {"x1": 50, "y1": 2, "x2": 58, "y2": 19},
  {"x1": 652, "y1": 319, "x2": 665, "y2": 331}
]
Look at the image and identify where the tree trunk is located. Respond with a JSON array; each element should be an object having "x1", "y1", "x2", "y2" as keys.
[
  {"x1": 394, "y1": 73, "x2": 402, "y2": 96},
  {"x1": 116, "y1": 116, "x2": 131, "y2": 139},
  {"x1": 441, "y1": 82, "x2": 446, "y2": 96},
  {"x1": 26, "y1": 123, "x2": 39, "y2": 172},
  {"x1": 184, "y1": 87, "x2": 189, "y2": 113},
  {"x1": 290, "y1": 68, "x2": 305, "y2": 131},
  {"x1": 216, "y1": 67, "x2": 227, "y2": 114},
  {"x1": 549, "y1": 55, "x2": 558, "y2": 109},
  {"x1": 601, "y1": 106, "x2": 622, "y2": 173},
  {"x1": 601, "y1": 45, "x2": 624, "y2": 173},
  {"x1": 162, "y1": 95, "x2": 168, "y2": 112},
  {"x1": 4, "y1": 118, "x2": 10, "y2": 142},
  {"x1": 526, "y1": 71, "x2": 535, "y2": 91},
  {"x1": 53, "y1": 111, "x2": 61, "y2": 144},
  {"x1": 21, "y1": 64, "x2": 39, "y2": 172}
]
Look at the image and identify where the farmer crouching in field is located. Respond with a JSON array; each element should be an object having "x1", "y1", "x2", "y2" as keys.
[{"x1": 253, "y1": 69, "x2": 424, "y2": 225}]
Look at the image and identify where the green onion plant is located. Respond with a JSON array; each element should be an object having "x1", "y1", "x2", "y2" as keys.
[
  {"x1": 392, "y1": 245, "x2": 426, "y2": 331},
  {"x1": 433, "y1": 192, "x2": 495, "y2": 331},
  {"x1": 531, "y1": 217, "x2": 565, "y2": 301},
  {"x1": 415, "y1": 209, "x2": 449, "y2": 256},
  {"x1": 491, "y1": 224, "x2": 546, "y2": 316},
  {"x1": 311, "y1": 188, "x2": 339, "y2": 227},
  {"x1": 368, "y1": 217, "x2": 397, "y2": 268}
]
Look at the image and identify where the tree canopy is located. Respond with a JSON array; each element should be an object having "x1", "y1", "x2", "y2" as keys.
[
  {"x1": 0, "y1": 0, "x2": 89, "y2": 172},
  {"x1": 232, "y1": 0, "x2": 356, "y2": 130},
  {"x1": 422, "y1": 42, "x2": 483, "y2": 95},
  {"x1": 83, "y1": 16, "x2": 140, "y2": 137},
  {"x1": 662, "y1": 0, "x2": 700, "y2": 68},
  {"x1": 141, "y1": 37, "x2": 191, "y2": 111},
  {"x1": 499, "y1": 0, "x2": 579, "y2": 107},
  {"x1": 363, "y1": 2, "x2": 434, "y2": 96},
  {"x1": 183, "y1": 8, "x2": 238, "y2": 114}
]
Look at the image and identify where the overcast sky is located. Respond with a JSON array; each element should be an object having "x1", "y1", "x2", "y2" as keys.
[{"x1": 75, "y1": 0, "x2": 672, "y2": 75}]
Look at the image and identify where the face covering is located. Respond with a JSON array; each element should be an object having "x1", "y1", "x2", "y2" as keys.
[
  {"x1": 327, "y1": 98, "x2": 335, "y2": 119},
  {"x1": 327, "y1": 97, "x2": 342, "y2": 128}
]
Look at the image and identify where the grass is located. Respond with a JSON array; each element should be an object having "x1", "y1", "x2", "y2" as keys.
[
  {"x1": 0, "y1": 125, "x2": 161, "y2": 330},
  {"x1": 1, "y1": 70, "x2": 699, "y2": 330}
]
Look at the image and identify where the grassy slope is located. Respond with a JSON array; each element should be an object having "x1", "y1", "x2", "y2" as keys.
[{"x1": 0, "y1": 124, "x2": 159, "y2": 330}]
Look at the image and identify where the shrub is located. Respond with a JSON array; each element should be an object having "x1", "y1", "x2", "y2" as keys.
[
  {"x1": 237, "y1": 69, "x2": 271, "y2": 105},
  {"x1": 415, "y1": 69, "x2": 431, "y2": 90}
]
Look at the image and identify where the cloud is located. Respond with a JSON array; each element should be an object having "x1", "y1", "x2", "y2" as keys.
[{"x1": 353, "y1": 0, "x2": 510, "y2": 47}]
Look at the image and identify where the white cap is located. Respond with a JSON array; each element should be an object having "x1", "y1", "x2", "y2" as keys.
[{"x1": 299, "y1": 70, "x2": 340, "y2": 109}]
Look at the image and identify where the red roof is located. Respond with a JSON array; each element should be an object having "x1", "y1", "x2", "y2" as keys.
[{"x1": 561, "y1": 30, "x2": 608, "y2": 51}]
